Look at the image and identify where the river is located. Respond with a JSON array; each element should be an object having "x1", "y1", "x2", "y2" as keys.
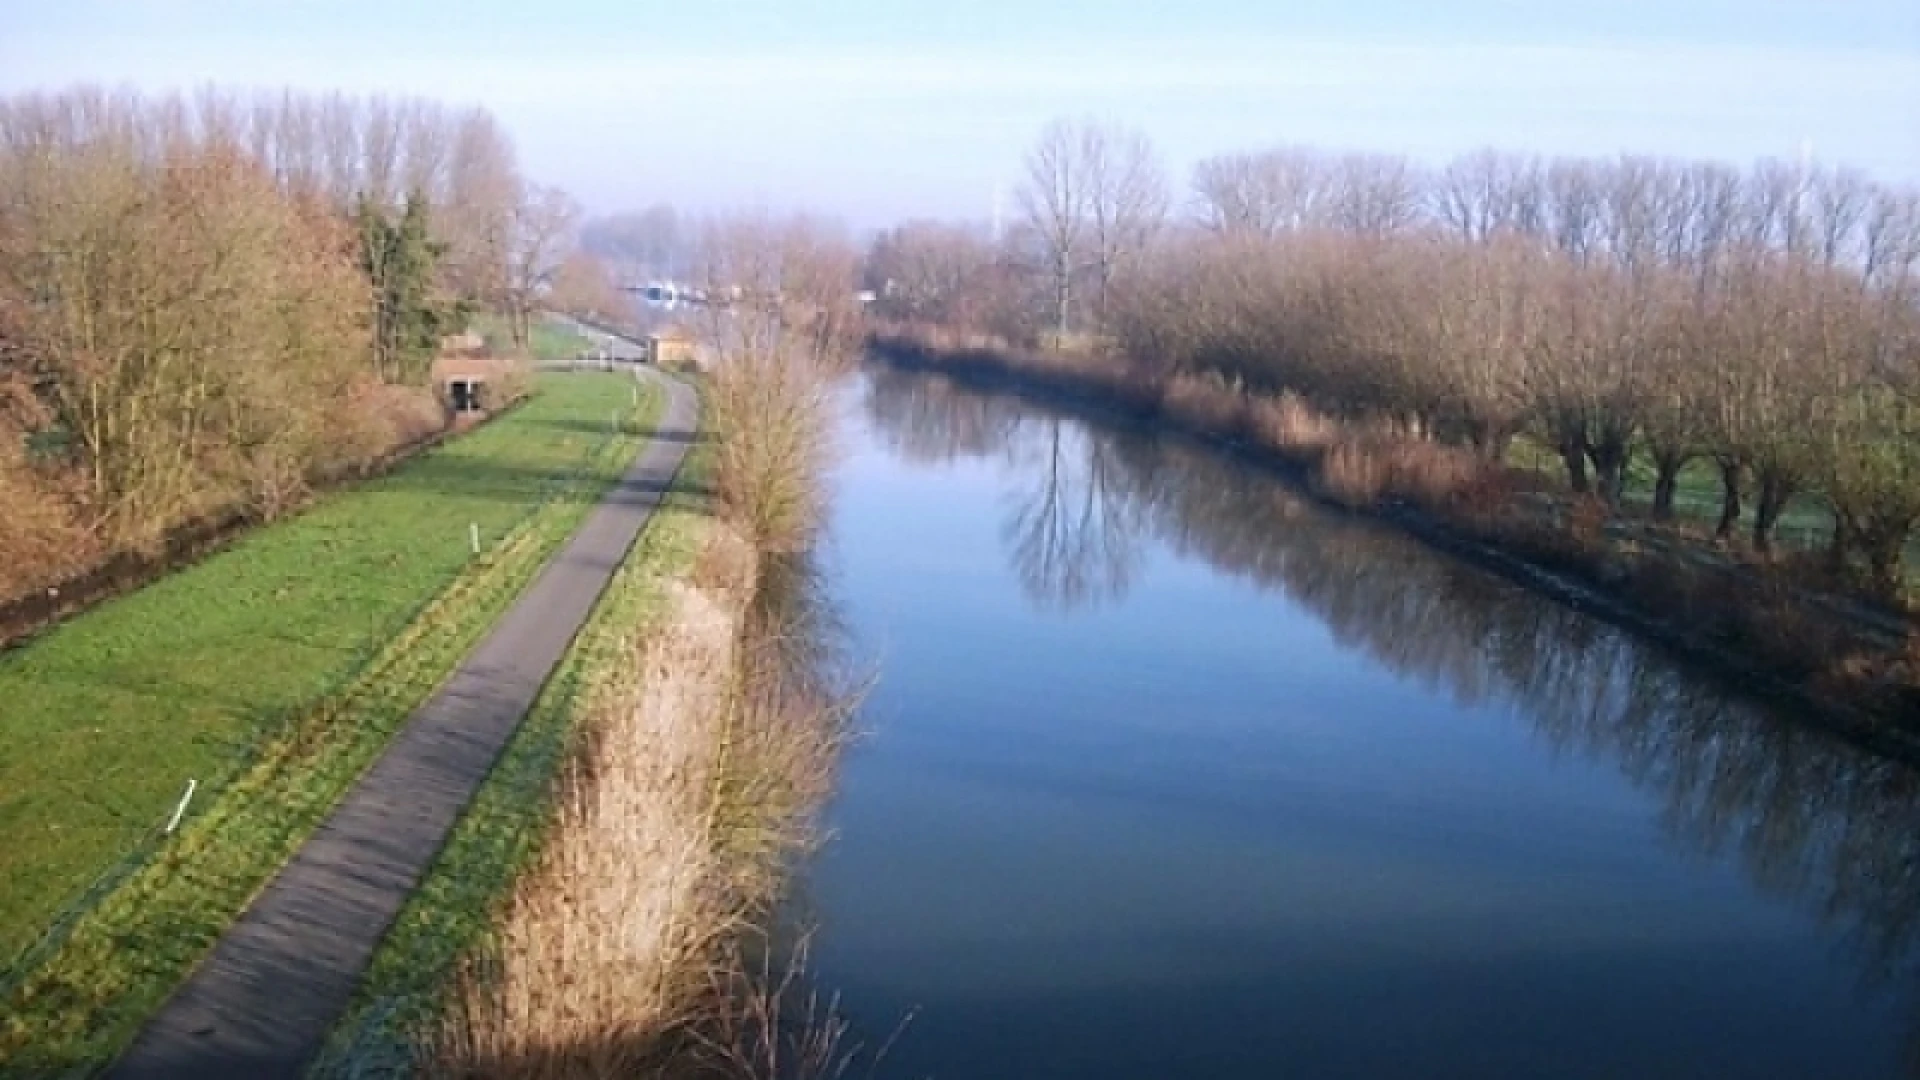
[{"x1": 799, "y1": 364, "x2": 1920, "y2": 1080}]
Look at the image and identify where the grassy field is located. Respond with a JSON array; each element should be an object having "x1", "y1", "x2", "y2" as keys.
[
  {"x1": 0, "y1": 372, "x2": 660, "y2": 1074},
  {"x1": 1510, "y1": 441, "x2": 1842, "y2": 543},
  {"x1": 471, "y1": 312, "x2": 595, "y2": 366},
  {"x1": 1505, "y1": 439, "x2": 1920, "y2": 595},
  {"x1": 310, "y1": 428, "x2": 713, "y2": 1077}
]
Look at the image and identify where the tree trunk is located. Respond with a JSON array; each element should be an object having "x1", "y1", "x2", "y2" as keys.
[
  {"x1": 1827, "y1": 514, "x2": 1853, "y2": 578},
  {"x1": 1588, "y1": 436, "x2": 1629, "y2": 506},
  {"x1": 1863, "y1": 527, "x2": 1908, "y2": 604},
  {"x1": 1559, "y1": 436, "x2": 1591, "y2": 494},
  {"x1": 1751, "y1": 471, "x2": 1795, "y2": 555},
  {"x1": 1652, "y1": 465, "x2": 1679, "y2": 521},
  {"x1": 1466, "y1": 420, "x2": 1512, "y2": 463},
  {"x1": 1650, "y1": 451, "x2": 1686, "y2": 521},
  {"x1": 1471, "y1": 422, "x2": 1510, "y2": 464},
  {"x1": 1714, "y1": 459, "x2": 1743, "y2": 541}
]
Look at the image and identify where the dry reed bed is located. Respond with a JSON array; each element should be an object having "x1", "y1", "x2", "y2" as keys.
[
  {"x1": 431, "y1": 523, "x2": 853, "y2": 1080},
  {"x1": 869, "y1": 328, "x2": 1920, "y2": 725}
]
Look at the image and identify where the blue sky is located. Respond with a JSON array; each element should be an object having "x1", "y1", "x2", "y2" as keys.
[{"x1": 3, "y1": 0, "x2": 1916, "y2": 223}]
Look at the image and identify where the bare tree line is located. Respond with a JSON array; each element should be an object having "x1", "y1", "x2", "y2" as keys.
[
  {"x1": 0, "y1": 86, "x2": 586, "y2": 343},
  {"x1": 1121, "y1": 148, "x2": 1920, "y2": 596},
  {"x1": 0, "y1": 86, "x2": 534, "y2": 299},
  {"x1": 867, "y1": 120, "x2": 1920, "y2": 600}
]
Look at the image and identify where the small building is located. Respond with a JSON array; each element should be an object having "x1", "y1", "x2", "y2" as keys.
[
  {"x1": 431, "y1": 353, "x2": 518, "y2": 416},
  {"x1": 645, "y1": 325, "x2": 700, "y2": 371}
]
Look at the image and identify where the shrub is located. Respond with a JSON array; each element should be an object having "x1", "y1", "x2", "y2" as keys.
[
  {"x1": 708, "y1": 352, "x2": 837, "y2": 554},
  {"x1": 1317, "y1": 438, "x2": 1391, "y2": 507},
  {"x1": 1161, "y1": 372, "x2": 1249, "y2": 436},
  {"x1": 1248, "y1": 391, "x2": 1339, "y2": 453}
]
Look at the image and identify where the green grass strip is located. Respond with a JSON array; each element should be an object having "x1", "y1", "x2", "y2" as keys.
[{"x1": 0, "y1": 373, "x2": 663, "y2": 1076}]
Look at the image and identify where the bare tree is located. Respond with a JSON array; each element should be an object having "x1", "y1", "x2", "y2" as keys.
[
  {"x1": 1434, "y1": 149, "x2": 1542, "y2": 245},
  {"x1": 546, "y1": 251, "x2": 633, "y2": 328},
  {"x1": 1863, "y1": 186, "x2": 1920, "y2": 287},
  {"x1": 397, "y1": 98, "x2": 452, "y2": 205},
  {"x1": 1084, "y1": 125, "x2": 1169, "y2": 324},
  {"x1": 1545, "y1": 158, "x2": 1605, "y2": 264},
  {"x1": 1020, "y1": 119, "x2": 1091, "y2": 336},
  {"x1": 441, "y1": 107, "x2": 522, "y2": 309},
  {"x1": 504, "y1": 184, "x2": 579, "y2": 347},
  {"x1": 1018, "y1": 118, "x2": 1168, "y2": 336},
  {"x1": 1812, "y1": 167, "x2": 1873, "y2": 268},
  {"x1": 1327, "y1": 152, "x2": 1424, "y2": 235},
  {"x1": 1745, "y1": 158, "x2": 1814, "y2": 256},
  {"x1": 1193, "y1": 147, "x2": 1336, "y2": 236},
  {"x1": 689, "y1": 212, "x2": 859, "y2": 366},
  {"x1": 865, "y1": 220, "x2": 995, "y2": 326}
]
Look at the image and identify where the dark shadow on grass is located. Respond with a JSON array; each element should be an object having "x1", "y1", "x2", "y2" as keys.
[
  {"x1": 517, "y1": 415, "x2": 715, "y2": 445},
  {"x1": 352, "y1": 459, "x2": 693, "y2": 509},
  {"x1": 361, "y1": 439, "x2": 717, "y2": 508}
]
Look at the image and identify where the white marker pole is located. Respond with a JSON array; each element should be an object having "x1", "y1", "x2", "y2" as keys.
[
  {"x1": 469, "y1": 523, "x2": 480, "y2": 555},
  {"x1": 165, "y1": 778, "x2": 197, "y2": 835}
]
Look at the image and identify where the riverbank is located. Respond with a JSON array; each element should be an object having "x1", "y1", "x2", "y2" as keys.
[
  {"x1": 314, "y1": 354, "x2": 855, "y2": 1077},
  {"x1": 0, "y1": 373, "x2": 660, "y2": 1075},
  {"x1": 868, "y1": 329, "x2": 1920, "y2": 740}
]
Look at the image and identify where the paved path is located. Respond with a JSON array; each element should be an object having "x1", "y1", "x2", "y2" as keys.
[{"x1": 107, "y1": 370, "x2": 698, "y2": 1079}]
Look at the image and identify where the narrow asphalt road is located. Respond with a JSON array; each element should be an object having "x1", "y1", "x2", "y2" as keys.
[{"x1": 106, "y1": 368, "x2": 698, "y2": 1079}]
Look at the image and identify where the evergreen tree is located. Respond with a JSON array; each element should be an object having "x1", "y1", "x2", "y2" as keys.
[{"x1": 358, "y1": 190, "x2": 454, "y2": 384}]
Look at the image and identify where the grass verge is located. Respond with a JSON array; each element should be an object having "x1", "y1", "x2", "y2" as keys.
[{"x1": 0, "y1": 372, "x2": 661, "y2": 1076}]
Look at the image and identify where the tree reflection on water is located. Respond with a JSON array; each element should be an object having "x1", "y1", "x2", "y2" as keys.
[{"x1": 863, "y1": 365, "x2": 1920, "y2": 1069}]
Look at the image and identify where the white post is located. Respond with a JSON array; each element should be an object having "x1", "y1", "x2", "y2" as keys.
[
  {"x1": 469, "y1": 522, "x2": 480, "y2": 555},
  {"x1": 165, "y1": 778, "x2": 197, "y2": 835}
]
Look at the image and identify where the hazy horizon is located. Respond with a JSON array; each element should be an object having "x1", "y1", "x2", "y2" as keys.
[{"x1": 4, "y1": 0, "x2": 1916, "y2": 225}]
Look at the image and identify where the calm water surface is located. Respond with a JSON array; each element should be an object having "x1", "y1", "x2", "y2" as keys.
[{"x1": 803, "y1": 366, "x2": 1920, "y2": 1080}]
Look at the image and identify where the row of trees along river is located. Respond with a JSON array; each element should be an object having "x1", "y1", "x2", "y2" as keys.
[{"x1": 864, "y1": 121, "x2": 1920, "y2": 603}]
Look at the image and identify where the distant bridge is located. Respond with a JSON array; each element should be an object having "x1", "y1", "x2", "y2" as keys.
[{"x1": 621, "y1": 279, "x2": 705, "y2": 310}]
